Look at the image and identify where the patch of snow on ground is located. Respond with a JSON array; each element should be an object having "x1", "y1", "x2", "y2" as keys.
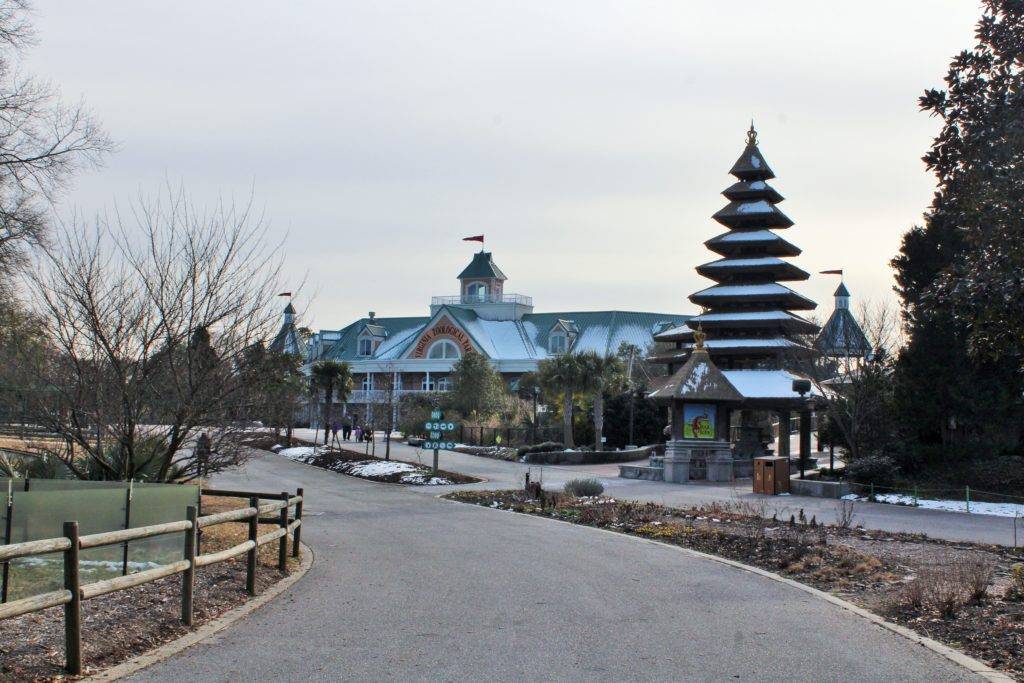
[
  {"x1": 347, "y1": 460, "x2": 419, "y2": 477},
  {"x1": 278, "y1": 446, "x2": 321, "y2": 459},
  {"x1": 842, "y1": 493, "x2": 1024, "y2": 518}
]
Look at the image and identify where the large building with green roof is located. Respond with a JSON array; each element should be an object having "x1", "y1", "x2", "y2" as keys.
[{"x1": 290, "y1": 250, "x2": 688, "y2": 424}]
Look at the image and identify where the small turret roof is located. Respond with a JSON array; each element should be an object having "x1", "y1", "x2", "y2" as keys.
[
  {"x1": 284, "y1": 302, "x2": 296, "y2": 314},
  {"x1": 648, "y1": 341, "x2": 743, "y2": 403},
  {"x1": 458, "y1": 251, "x2": 506, "y2": 280},
  {"x1": 834, "y1": 282, "x2": 850, "y2": 297}
]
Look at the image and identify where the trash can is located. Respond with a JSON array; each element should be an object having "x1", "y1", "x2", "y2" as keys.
[{"x1": 754, "y1": 456, "x2": 789, "y2": 495}]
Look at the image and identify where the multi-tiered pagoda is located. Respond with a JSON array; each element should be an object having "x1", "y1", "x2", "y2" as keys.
[
  {"x1": 650, "y1": 125, "x2": 820, "y2": 465},
  {"x1": 654, "y1": 124, "x2": 818, "y2": 369}
]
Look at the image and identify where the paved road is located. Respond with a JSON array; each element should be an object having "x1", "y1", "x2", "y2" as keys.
[
  {"x1": 297, "y1": 430, "x2": 1022, "y2": 547},
  {"x1": 132, "y1": 451, "x2": 973, "y2": 682}
]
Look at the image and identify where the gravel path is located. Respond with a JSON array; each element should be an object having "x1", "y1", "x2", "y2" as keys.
[{"x1": 128, "y1": 450, "x2": 974, "y2": 682}]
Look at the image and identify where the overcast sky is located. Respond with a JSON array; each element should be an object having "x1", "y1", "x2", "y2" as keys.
[{"x1": 30, "y1": 2, "x2": 979, "y2": 329}]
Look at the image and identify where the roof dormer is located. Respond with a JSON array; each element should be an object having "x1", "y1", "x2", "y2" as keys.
[
  {"x1": 548, "y1": 319, "x2": 578, "y2": 355},
  {"x1": 357, "y1": 312, "x2": 388, "y2": 357}
]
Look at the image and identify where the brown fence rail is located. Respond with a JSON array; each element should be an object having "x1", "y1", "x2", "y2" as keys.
[{"x1": 0, "y1": 486, "x2": 305, "y2": 675}]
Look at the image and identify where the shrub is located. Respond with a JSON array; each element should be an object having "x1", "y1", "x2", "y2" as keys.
[
  {"x1": 955, "y1": 557, "x2": 995, "y2": 602},
  {"x1": 1006, "y1": 564, "x2": 1024, "y2": 601},
  {"x1": 834, "y1": 500, "x2": 856, "y2": 529},
  {"x1": 517, "y1": 441, "x2": 564, "y2": 457},
  {"x1": 563, "y1": 478, "x2": 604, "y2": 497},
  {"x1": 844, "y1": 454, "x2": 898, "y2": 486}
]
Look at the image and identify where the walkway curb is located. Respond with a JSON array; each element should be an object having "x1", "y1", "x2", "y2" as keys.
[
  {"x1": 83, "y1": 542, "x2": 315, "y2": 682},
  {"x1": 442, "y1": 496, "x2": 1013, "y2": 682}
]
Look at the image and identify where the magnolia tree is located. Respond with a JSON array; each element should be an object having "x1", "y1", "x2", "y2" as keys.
[{"x1": 21, "y1": 188, "x2": 287, "y2": 481}]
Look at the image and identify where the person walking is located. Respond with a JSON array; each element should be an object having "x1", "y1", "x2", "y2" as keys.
[
  {"x1": 342, "y1": 420, "x2": 352, "y2": 440},
  {"x1": 331, "y1": 420, "x2": 341, "y2": 448},
  {"x1": 353, "y1": 424, "x2": 363, "y2": 442}
]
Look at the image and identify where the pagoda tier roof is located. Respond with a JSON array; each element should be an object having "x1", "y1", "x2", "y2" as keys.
[
  {"x1": 721, "y1": 369, "x2": 819, "y2": 408},
  {"x1": 729, "y1": 144, "x2": 775, "y2": 181},
  {"x1": 722, "y1": 180, "x2": 784, "y2": 203},
  {"x1": 712, "y1": 200, "x2": 794, "y2": 230},
  {"x1": 689, "y1": 283, "x2": 817, "y2": 310},
  {"x1": 651, "y1": 322, "x2": 693, "y2": 341},
  {"x1": 680, "y1": 309, "x2": 819, "y2": 335},
  {"x1": 696, "y1": 256, "x2": 809, "y2": 282},
  {"x1": 705, "y1": 229, "x2": 801, "y2": 257},
  {"x1": 648, "y1": 337, "x2": 808, "y2": 364},
  {"x1": 648, "y1": 347, "x2": 743, "y2": 403}
]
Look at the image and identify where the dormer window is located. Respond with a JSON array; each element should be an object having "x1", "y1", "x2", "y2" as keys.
[
  {"x1": 358, "y1": 338, "x2": 373, "y2": 356},
  {"x1": 466, "y1": 282, "x2": 488, "y2": 302},
  {"x1": 427, "y1": 339, "x2": 461, "y2": 359},
  {"x1": 549, "y1": 332, "x2": 568, "y2": 354}
]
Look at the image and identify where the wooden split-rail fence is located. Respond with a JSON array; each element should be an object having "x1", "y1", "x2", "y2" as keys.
[{"x1": 0, "y1": 486, "x2": 305, "y2": 675}]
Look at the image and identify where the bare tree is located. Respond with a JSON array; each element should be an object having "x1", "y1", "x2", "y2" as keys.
[
  {"x1": 19, "y1": 187, "x2": 284, "y2": 481},
  {"x1": 794, "y1": 301, "x2": 902, "y2": 462},
  {"x1": 0, "y1": 1, "x2": 113, "y2": 280}
]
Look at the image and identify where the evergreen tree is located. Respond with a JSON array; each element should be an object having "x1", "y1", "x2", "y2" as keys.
[
  {"x1": 891, "y1": 0, "x2": 1024, "y2": 456},
  {"x1": 446, "y1": 351, "x2": 505, "y2": 421}
]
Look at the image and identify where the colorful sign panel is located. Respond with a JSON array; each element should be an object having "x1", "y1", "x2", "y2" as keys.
[{"x1": 683, "y1": 403, "x2": 716, "y2": 440}]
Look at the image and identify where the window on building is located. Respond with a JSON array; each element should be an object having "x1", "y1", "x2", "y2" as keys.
[
  {"x1": 358, "y1": 338, "x2": 373, "y2": 356},
  {"x1": 427, "y1": 339, "x2": 460, "y2": 359},
  {"x1": 361, "y1": 374, "x2": 373, "y2": 391},
  {"x1": 549, "y1": 333, "x2": 568, "y2": 354},
  {"x1": 436, "y1": 376, "x2": 451, "y2": 392},
  {"x1": 466, "y1": 282, "x2": 487, "y2": 302},
  {"x1": 421, "y1": 375, "x2": 435, "y2": 392}
]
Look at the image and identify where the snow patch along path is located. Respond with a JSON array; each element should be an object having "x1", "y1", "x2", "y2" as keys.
[{"x1": 842, "y1": 492, "x2": 1024, "y2": 518}]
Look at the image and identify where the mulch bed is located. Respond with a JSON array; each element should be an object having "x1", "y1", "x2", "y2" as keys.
[
  {"x1": 448, "y1": 489, "x2": 1024, "y2": 680},
  {"x1": 0, "y1": 496, "x2": 299, "y2": 681}
]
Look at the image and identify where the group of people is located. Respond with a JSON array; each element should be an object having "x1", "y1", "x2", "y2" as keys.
[{"x1": 325, "y1": 420, "x2": 372, "y2": 447}]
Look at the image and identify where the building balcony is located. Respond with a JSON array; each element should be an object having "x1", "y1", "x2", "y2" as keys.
[
  {"x1": 346, "y1": 388, "x2": 450, "y2": 403},
  {"x1": 431, "y1": 293, "x2": 533, "y2": 307}
]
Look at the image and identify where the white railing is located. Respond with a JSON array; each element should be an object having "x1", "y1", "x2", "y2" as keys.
[
  {"x1": 431, "y1": 293, "x2": 533, "y2": 306},
  {"x1": 346, "y1": 388, "x2": 449, "y2": 403}
]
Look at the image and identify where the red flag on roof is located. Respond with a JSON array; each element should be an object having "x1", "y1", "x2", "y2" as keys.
[
  {"x1": 462, "y1": 235, "x2": 484, "y2": 243},
  {"x1": 277, "y1": 292, "x2": 292, "y2": 297},
  {"x1": 819, "y1": 269, "x2": 843, "y2": 276}
]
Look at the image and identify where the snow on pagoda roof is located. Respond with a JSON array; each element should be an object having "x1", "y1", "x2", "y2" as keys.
[
  {"x1": 722, "y1": 369, "x2": 816, "y2": 399},
  {"x1": 699, "y1": 256, "x2": 787, "y2": 268},
  {"x1": 692, "y1": 283, "x2": 791, "y2": 297}
]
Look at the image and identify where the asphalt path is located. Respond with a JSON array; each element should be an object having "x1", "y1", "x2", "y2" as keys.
[
  {"x1": 130, "y1": 451, "x2": 973, "y2": 682},
  {"x1": 298, "y1": 430, "x2": 1022, "y2": 547}
]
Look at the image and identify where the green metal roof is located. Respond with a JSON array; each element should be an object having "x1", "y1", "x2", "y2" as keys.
[{"x1": 457, "y1": 251, "x2": 506, "y2": 280}]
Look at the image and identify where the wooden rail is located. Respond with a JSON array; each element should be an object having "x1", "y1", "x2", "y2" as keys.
[{"x1": 0, "y1": 486, "x2": 305, "y2": 675}]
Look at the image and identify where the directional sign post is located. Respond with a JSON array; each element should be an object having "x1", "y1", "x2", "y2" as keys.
[{"x1": 421, "y1": 410, "x2": 459, "y2": 474}]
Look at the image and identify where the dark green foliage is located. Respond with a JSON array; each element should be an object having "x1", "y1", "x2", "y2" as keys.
[
  {"x1": 563, "y1": 478, "x2": 604, "y2": 497},
  {"x1": 845, "y1": 455, "x2": 898, "y2": 487},
  {"x1": 601, "y1": 390, "x2": 665, "y2": 449},
  {"x1": 517, "y1": 441, "x2": 564, "y2": 457},
  {"x1": 398, "y1": 392, "x2": 445, "y2": 438},
  {"x1": 891, "y1": 0, "x2": 1024, "y2": 464},
  {"x1": 446, "y1": 351, "x2": 506, "y2": 420}
]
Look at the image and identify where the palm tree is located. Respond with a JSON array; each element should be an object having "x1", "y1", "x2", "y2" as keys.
[
  {"x1": 577, "y1": 351, "x2": 626, "y2": 451},
  {"x1": 311, "y1": 360, "x2": 353, "y2": 445},
  {"x1": 538, "y1": 354, "x2": 584, "y2": 448}
]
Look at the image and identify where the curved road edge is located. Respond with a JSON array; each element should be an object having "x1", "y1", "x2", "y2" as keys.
[
  {"x1": 438, "y1": 495, "x2": 1013, "y2": 682},
  {"x1": 83, "y1": 542, "x2": 316, "y2": 683}
]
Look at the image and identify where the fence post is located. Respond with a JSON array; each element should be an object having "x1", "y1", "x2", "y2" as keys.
[
  {"x1": 869, "y1": 483, "x2": 874, "y2": 502},
  {"x1": 122, "y1": 479, "x2": 133, "y2": 576},
  {"x1": 2, "y1": 479, "x2": 12, "y2": 603},
  {"x1": 291, "y1": 487, "x2": 303, "y2": 559},
  {"x1": 181, "y1": 506, "x2": 197, "y2": 625},
  {"x1": 965, "y1": 486, "x2": 970, "y2": 513},
  {"x1": 63, "y1": 521, "x2": 82, "y2": 675},
  {"x1": 246, "y1": 496, "x2": 258, "y2": 596},
  {"x1": 278, "y1": 492, "x2": 289, "y2": 572}
]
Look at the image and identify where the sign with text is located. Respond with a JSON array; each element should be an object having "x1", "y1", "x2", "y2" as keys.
[
  {"x1": 410, "y1": 317, "x2": 475, "y2": 358},
  {"x1": 422, "y1": 441, "x2": 456, "y2": 450},
  {"x1": 683, "y1": 403, "x2": 716, "y2": 440}
]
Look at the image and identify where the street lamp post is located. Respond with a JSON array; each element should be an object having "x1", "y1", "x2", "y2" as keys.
[{"x1": 532, "y1": 386, "x2": 539, "y2": 444}]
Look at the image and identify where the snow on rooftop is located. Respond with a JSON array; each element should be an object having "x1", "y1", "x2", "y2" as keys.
[
  {"x1": 691, "y1": 311, "x2": 796, "y2": 322},
  {"x1": 682, "y1": 362, "x2": 710, "y2": 391},
  {"x1": 702, "y1": 257, "x2": 785, "y2": 268},
  {"x1": 698, "y1": 338, "x2": 797, "y2": 348},
  {"x1": 713, "y1": 229, "x2": 783, "y2": 242},
  {"x1": 750, "y1": 154, "x2": 762, "y2": 169},
  {"x1": 748, "y1": 181, "x2": 766, "y2": 190},
  {"x1": 722, "y1": 370, "x2": 811, "y2": 399},
  {"x1": 693, "y1": 283, "x2": 790, "y2": 297},
  {"x1": 735, "y1": 200, "x2": 772, "y2": 214}
]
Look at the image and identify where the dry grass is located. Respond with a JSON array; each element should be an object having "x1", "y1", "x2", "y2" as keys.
[{"x1": 199, "y1": 495, "x2": 300, "y2": 571}]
